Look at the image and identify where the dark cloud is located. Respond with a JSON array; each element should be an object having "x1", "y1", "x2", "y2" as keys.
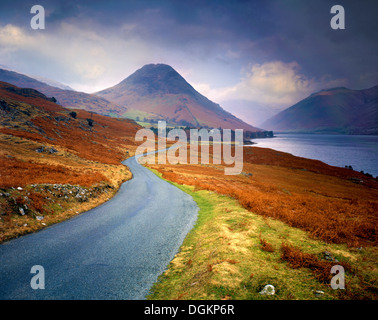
[
  {"x1": 46, "y1": 2, "x2": 81, "y2": 24},
  {"x1": 0, "y1": 0, "x2": 377, "y2": 94}
]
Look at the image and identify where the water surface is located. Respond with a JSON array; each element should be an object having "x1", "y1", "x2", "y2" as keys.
[{"x1": 251, "y1": 134, "x2": 378, "y2": 177}]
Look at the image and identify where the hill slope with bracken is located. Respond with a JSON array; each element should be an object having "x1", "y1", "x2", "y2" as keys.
[
  {"x1": 0, "y1": 81, "x2": 141, "y2": 241},
  {"x1": 0, "y1": 68, "x2": 125, "y2": 116},
  {"x1": 261, "y1": 86, "x2": 378, "y2": 134},
  {"x1": 96, "y1": 64, "x2": 262, "y2": 133}
]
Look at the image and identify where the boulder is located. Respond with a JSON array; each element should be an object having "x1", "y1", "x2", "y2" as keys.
[
  {"x1": 259, "y1": 284, "x2": 275, "y2": 295},
  {"x1": 314, "y1": 290, "x2": 325, "y2": 297}
]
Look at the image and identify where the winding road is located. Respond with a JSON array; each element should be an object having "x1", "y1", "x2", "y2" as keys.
[{"x1": 0, "y1": 151, "x2": 198, "y2": 299}]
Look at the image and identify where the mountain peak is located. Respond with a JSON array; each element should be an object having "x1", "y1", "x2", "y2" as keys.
[
  {"x1": 127, "y1": 63, "x2": 176, "y2": 79},
  {"x1": 96, "y1": 63, "x2": 261, "y2": 132},
  {"x1": 139, "y1": 63, "x2": 175, "y2": 71},
  {"x1": 119, "y1": 63, "x2": 195, "y2": 96}
]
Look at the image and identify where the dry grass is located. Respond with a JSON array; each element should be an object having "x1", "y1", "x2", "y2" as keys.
[
  {"x1": 260, "y1": 237, "x2": 275, "y2": 252},
  {"x1": 0, "y1": 86, "x2": 141, "y2": 241},
  {"x1": 148, "y1": 145, "x2": 378, "y2": 247},
  {"x1": 0, "y1": 184, "x2": 118, "y2": 242},
  {"x1": 280, "y1": 242, "x2": 352, "y2": 284},
  {"x1": 147, "y1": 181, "x2": 378, "y2": 300},
  {"x1": 146, "y1": 144, "x2": 378, "y2": 300}
]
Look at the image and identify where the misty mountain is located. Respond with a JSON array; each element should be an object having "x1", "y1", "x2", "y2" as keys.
[
  {"x1": 0, "y1": 65, "x2": 73, "y2": 91},
  {"x1": 220, "y1": 99, "x2": 283, "y2": 128},
  {"x1": 0, "y1": 68, "x2": 124, "y2": 116},
  {"x1": 96, "y1": 64, "x2": 261, "y2": 132},
  {"x1": 31, "y1": 75, "x2": 73, "y2": 91},
  {"x1": 261, "y1": 86, "x2": 378, "y2": 135}
]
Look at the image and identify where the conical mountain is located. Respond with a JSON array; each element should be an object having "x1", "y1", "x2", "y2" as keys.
[{"x1": 96, "y1": 64, "x2": 261, "y2": 132}]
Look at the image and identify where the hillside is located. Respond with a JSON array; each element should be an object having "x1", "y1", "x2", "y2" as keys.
[
  {"x1": 0, "y1": 81, "x2": 141, "y2": 242},
  {"x1": 1, "y1": 81, "x2": 377, "y2": 300},
  {"x1": 261, "y1": 86, "x2": 378, "y2": 134},
  {"x1": 96, "y1": 64, "x2": 262, "y2": 132},
  {"x1": 146, "y1": 144, "x2": 378, "y2": 300},
  {"x1": 0, "y1": 68, "x2": 125, "y2": 116}
]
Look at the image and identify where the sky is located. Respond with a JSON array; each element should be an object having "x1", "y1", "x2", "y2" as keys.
[{"x1": 0, "y1": 0, "x2": 377, "y2": 125}]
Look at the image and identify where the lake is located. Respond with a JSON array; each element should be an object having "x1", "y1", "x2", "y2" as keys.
[{"x1": 251, "y1": 134, "x2": 378, "y2": 178}]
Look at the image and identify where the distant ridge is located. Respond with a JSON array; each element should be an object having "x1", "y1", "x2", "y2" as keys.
[
  {"x1": 261, "y1": 86, "x2": 378, "y2": 135},
  {"x1": 0, "y1": 68, "x2": 124, "y2": 116}
]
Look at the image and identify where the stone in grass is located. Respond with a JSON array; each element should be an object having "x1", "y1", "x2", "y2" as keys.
[
  {"x1": 36, "y1": 215, "x2": 44, "y2": 221},
  {"x1": 19, "y1": 207, "x2": 25, "y2": 216},
  {"x1": 259, "y1": 284, "x2": 275, "y2": 295},
  {"x1": 324, "y1": 251, "x2": 339, "y2": 263},
  {"x1": 314, "y1": 290, "x2": 325, "y2": 297}
]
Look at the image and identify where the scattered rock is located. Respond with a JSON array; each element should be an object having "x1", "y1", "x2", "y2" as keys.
[
  {"x1": 323, "y1": 251, "x2": 338, "y2": 262},
  {"x1": 0, "y1": 99, "x2": 10, "y2": 111},
  {"x1": 35, "y1": 146, "x2": 58, "y2": 154},
  {"x1": 17, "y1": 187, "x2": 23, "y2": 191},
  {"x1": 324, "y1": 251, "x2": 332, "y2": 260},
  {"x1": 314, "y1": 290, "x2": 325, "y2": 297},
  {"x1": 259, "y1": 284, "x2": 275, "y2": 295},
  {"x1": 54, "y1": 116, "x2": 67, "y2": 122},
  {"x1": 241, "y1": 172, "x2": 253, "y2": 177},
  {"x1": 18, "y1": 207, "x2": 25, "y2": 216},
  {"x1": 348, "y1": 177, "x2": 363, "y2": 184},
  {"x1": 36, "y1": 215, "x2": 44, "y2": 221}
]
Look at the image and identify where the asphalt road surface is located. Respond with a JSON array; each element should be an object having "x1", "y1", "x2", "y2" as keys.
[{"x1": 0, "y1": 151, "x2": 198, "y2": 299}]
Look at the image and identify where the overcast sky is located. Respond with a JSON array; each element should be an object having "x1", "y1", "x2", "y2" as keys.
[{"x1": 0, "y1": 0, "x2": 377, "y2": 114}]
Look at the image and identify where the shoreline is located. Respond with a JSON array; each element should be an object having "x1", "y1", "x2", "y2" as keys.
[
  {"x1": 2, "y1": 136, "x2": 377, "y2": 244},
  {"x1": 249, "y1": 133, "x2": 378, "y2": 179},
  {"x1": 1, "y1": 144, "x2": 377, "y2": 299},
  {"x1": 145, "y1": 147, "x2": 378, "y2": 300}
]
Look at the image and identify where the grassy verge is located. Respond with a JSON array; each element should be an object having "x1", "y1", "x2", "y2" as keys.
[{"x1": 146, "y1": 168, "x2": 377, "y2": 300}]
